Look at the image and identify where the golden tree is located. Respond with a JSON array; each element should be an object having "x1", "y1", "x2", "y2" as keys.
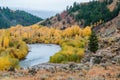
[{"x1": 82, "y1": 26, "x2": 91, "y2": 37}]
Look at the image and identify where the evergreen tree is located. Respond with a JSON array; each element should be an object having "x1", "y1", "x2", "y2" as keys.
[{"x1": 88, "y1": 31, "x2": 98, "y2": 53}]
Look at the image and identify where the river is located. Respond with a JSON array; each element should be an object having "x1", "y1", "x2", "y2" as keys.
[{"x1": 20, "y1": 44, "x2": 61, "y2": 68}]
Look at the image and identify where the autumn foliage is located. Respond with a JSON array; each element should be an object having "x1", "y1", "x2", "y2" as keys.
[
  {"x1": 9, "y1": 25, "x2": 91, "y2": 63},
  {"x1": 8, "y1": 25, "x2": 91, "y2": 44},
  {"x1": 0, "y1": 24, "x2": 91, "y2": 69},
  {"x1": 0, "y1": 30, "x2": 28, "y2": 70}
]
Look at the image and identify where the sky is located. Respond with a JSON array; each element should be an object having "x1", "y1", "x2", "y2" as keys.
[{"x1": 0, "y1": 0, "x2": 90, "y2": 12}]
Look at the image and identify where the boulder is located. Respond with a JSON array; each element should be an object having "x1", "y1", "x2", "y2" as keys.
[{"x1": 28, "y1": 68, "x2": 37, "y2": 76}]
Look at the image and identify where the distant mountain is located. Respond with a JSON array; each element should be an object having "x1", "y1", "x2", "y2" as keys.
[
  {"x1": 39, "y1": 0, "x2": 120, "y2": 29},
  {"x1": 0, "y1": 7, "x2": 42, "y2": 29},
  {"x1": 26, "y1": 10, "x2": 58, "y2": 19}
]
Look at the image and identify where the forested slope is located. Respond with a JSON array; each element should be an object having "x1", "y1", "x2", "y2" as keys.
[
  {"x1": 0, "y1": 7, "x2": 42, "y2": 28},
  {"x1": 39, "y1": 0, "x2": 120, "y2": 29}
]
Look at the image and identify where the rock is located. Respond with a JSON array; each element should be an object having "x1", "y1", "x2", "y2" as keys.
[
  {"x1": 116, "y1": 20, "x2": 120, "y2": 30},
  {"x1": 8, "y1": 67, "x2": 15, "y2": 72},
  {"x1": 101, "y1": 57, "x2": 107, "y2": 63},
  {"x1": 69, "y1": 62, "x2": 77, "y2": 69},
  {"x1": 79, "y1": 72, "x2": 85, "y2": 77},
  {"x1": 82, "y1": 66, "x2": 90, "y2": 70},
  {"x1": 81, "y1": 53, "x2": 91, "y2": 63},
  {"x1": 90, "y1": 55, "x2": 102, "y2": 66},
  {"x1": 90, "y1": 76, "x2": 105, "y2": 80},
  {"x1": 49, "y1": 67, "x2": 56, "y2": 73},
  {"x1": 65, "y1": 70, "x2": 70, "y2": 73},
  {"x1": 111, "y1": 60, "x2": 116, "y2": 64},
  {"x1": 0, "y1": 77, "x2": 11, "y2": 80},
  {"x1": 113, "y1": 56, "x2": 120, "y2": 65},
  {"x1": 2, "y1": 73, "x2": 10, "y2": 77},
  {"x1": 111, "y1": 45, "x2": 120, "y2": 53},
  {"x1": 100, "y1": 63, "x2": 107, "y2": 70},
  {"x1": 28, "y1": 68, "x2": 37, "y2": 76},
  {"x1": 61, "y1": 66, "x2": 68, "y2": 71},
  {"x1": 67, "y1": 76, "x2": 75, "y2": 80},
  {"x1": 56, "y1": 76, "x2": 65, "y2": 80},
  {"x1": 116, "y1": 73, "x2": 120, "y2": 78},
  {"x1": 106, "y1": 73, "x2": 111, "y2": 78},
  {"x1": 14, "y1": 73, "x2": 24, "y2": 77},
  {"x1": 57, "y1": 68, "x2": 63, "y2": 72},
  {"x1": 39, "y1": 74, "x2": 48, "y2": 80}
]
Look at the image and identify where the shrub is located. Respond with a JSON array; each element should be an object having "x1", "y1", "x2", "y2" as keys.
[{"x1": 0, "y1": 55, "x2": 19, "y2": 70}]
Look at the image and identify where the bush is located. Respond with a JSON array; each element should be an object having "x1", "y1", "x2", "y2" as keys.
[
  {"x1": 0, "y1": 55, "x2": 19, "y2": 70},
  {"x1": 50, "y1": 39, "x2": 86, "y2": 63},
  {"x1": 0, "y1": 30, "x2": 28, "y2": 70}
]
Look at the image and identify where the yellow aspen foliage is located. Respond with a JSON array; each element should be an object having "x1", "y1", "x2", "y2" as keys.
[
  {"x1": 62, "y1": 27, "x2": 72, "y2": 38},
  {"x1": 54, "y1": 30, "x2": 61, "y2": 39},
  {"x1": 78, "y1": 28, "x2": 83, "y2": 36},
  {"x1": 3, "y1": 37, "x2": 9, "y2": 48},
  {"x1": 31, "y1": 24, "x2": 40, "y2": 30},
  {"x1": 16, "y1": 24, "x2": 23, "y2": 29},
  {"x1": 0, "y1": 56, "x2": 11, "y2": 70},
  {"x1": 82, "y1": 26, "x2": 91, "y2": 37},
  {"x1": 44, "y1": 40, "x2": 49, "y2": 44},
  {"x1": 0, "y1": 36, "x2": 3, "y2": 48},
  {"x1": 77, "y1": 48, "x2": 85, "y2": 57},
  {"x1": 23, "y1": 32, "x2": 28, "y2": 38},
  {"x1": 71, "y1": 25, "x2": 80, "y2": 35},
  {"x1": 9, "y1": 27, "x2": 16, "y2": 34},
  {"x1": 0, "y1": 30, "x2": 10, "y2": 48},
  {"x1": 0, "y1": 55, "x2": 19, "y2": 70},
  {"x1": 28, "y1": 32, "x2": 31, "y2": 38},
  {"x1": 50, "y1": 28, "x2": 55, "y2": 38},
  {"x1": 14, "y1": 31, "x2": 19, "y2": 37},
  {"x1": 75, "y1": 35, "x2": 79, "y2": 40}
]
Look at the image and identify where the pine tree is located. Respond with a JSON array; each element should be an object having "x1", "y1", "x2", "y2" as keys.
[{"x1": 88, "y1": 31, "x2": 98, "y2": 53}]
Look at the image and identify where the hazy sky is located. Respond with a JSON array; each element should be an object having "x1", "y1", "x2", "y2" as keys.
[{"x1": 0, "y1": 0, "x2": 90, "y2": 11}]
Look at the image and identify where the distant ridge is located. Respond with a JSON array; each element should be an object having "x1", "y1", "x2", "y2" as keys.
[
  {"x1": 26, "y1": 10, "x2": 58, "y2": 19},
  {"x1": 0, "y1": 7, "x2": 42, "y2": 29}
]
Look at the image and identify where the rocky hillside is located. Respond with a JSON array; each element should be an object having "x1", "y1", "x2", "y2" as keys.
[
  {"x1": 82, "y1": 12, "x2": 120, "y2": 67},
  {"x1": 0, "y1": 7, "x2": 42, "y2": 28},
  {"x1": 97, "y1": 11, "x2": 120, "y2": 55},
  {"x1": 85, "y1": 0, "x2": 120, "y2": 59},
  {"x1": 39, "y1": 0, "x2": 120, "y2": 29}
]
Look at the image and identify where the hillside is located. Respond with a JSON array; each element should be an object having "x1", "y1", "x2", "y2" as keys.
[
  {"x1": 39, "y1": 0, "x2": 120, "y2": 29},
  {"x1": 0, "y1": 7, "x2": 42, "y2": 28},
  {"x1": 82, "y1": 12, "x2": 120, "y2": 64}
]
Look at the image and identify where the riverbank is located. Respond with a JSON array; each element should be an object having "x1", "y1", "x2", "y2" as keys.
[
  {"x1": 0, "y1": 39, "x2": 120, "y2": 80},
  {"x1": 1, "y1": 44, "x2": 120, "y2": 80},
  {"x1": 0, "y1": 63, "x2": 120, "y2": 80},
  {"x1": 20, "y1": 44, "x2": 61, "y2": 68}
]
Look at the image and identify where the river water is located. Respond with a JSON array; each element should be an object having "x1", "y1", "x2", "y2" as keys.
[{"x1": 20, "y1": 44, "x2": 61, "y2": 68}]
